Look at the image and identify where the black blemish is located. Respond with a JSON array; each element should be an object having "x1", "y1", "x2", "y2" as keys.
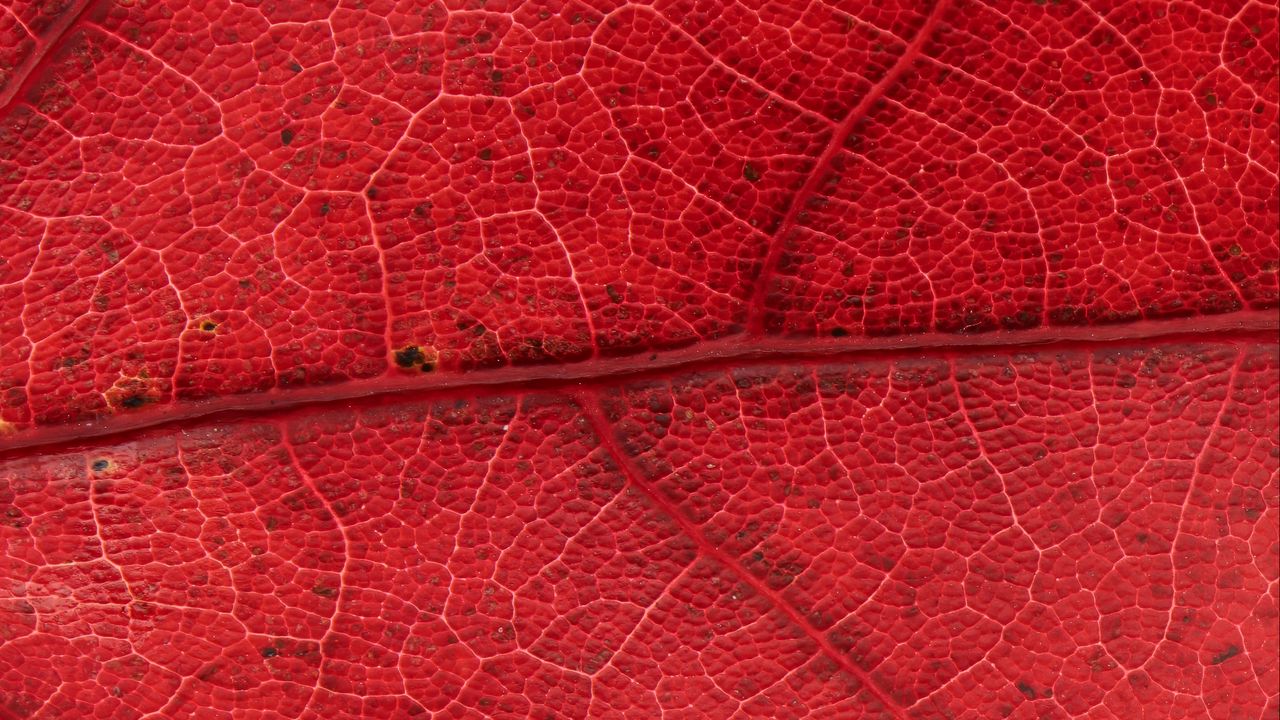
[
  {"x1": 1117, "y1": 374, "x2": 1137, "y2": 388},
  {"x1": 312, "y1": 584, "x2": 337, "y2": 598},
  {"x1": 365, "y1": 187, "x2": 377, "y2": 200},
  {"x1": 261, "y1": 646, "x2": 278, "y2": 658},
  {"x1": 1016, "y1": 681, "x2": 1037, "y2": 700},
  {"x1": 92, "y1": 459, "x2": 109, "y2": 472},
  {"x1": 395, "y1": 346, "x2": 426, "y2": 368},
  {"x1": 1211, "y1": 645, "x2": 1240, "y2": 664},
  {"x1": 281, "y1": 128, "x2": 294, "y2": 146},
  {"x1": 120, "y1": 395, "x2": 146, "y2": 409},
  {"x1": 743, "y1": 162, "x2": 762, "y2": 182},
  {"x1": 201, "y1": 321, "x2": 217, "y2": 332},
  {"x1": 319, "y1": 203, "x2": 330, "y2": 215},
  {"x1": 605, "y1": 284, "x2": 624, "y2": 303},
  {"x1": 478, "y1": 148, "x2": 492, "y2": 161},
  {"x1": 420, "y1": 362, "x2": 435, "y2": 373},
  {"x1": 288, "y1": 62, "x2": 302, "y2": 73},
  {"x1": 831, "y1": 327, "x2": 849, "y2": 337},
  {"x1": 1002, "y1": 310, "x2": 1039, "y2": 330},
  {"x1": 1050, "y1": 305, "x2": 1085, "y2": 324}
]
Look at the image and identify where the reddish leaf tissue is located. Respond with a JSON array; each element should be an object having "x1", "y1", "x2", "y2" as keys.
[{"x1": 0, "y1": 0, "x2": 1276, "y2": 717}]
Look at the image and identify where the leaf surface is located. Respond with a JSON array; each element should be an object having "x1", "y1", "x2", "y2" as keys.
[{"x1": 0, "y1": 0, "x2": 1277, "y2": 717}]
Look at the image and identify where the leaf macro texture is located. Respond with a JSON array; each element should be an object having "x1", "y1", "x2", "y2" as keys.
[{"x1": 0, "y1": 0, "x2": 1276, "y2": 717}]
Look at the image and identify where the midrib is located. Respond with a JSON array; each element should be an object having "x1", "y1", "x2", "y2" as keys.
[{"x1": 1, "y1": 308, "x2": 1274, "y2": 457}]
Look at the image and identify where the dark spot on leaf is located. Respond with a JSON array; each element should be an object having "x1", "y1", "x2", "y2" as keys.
[
  {"x1": 1211, "y1": 645, "x2": 1240, "y2": 664},
  {"x1": 92, "y1": 459, "x2": 109, "y2": 472},
  {"x1": 201, "y1": 321, "x2": 217, "y2": 332},
  {"x1": 478, "y1": 148, "x2": 492, "y2": 161},
  {"x1": 261, "y1": 646, "x2": 278, "y2": 658},
  {"x1": 1050, "y1": 306, "x2": 1085, "y2": 324},
  {"x1": 288, "y1": 62, "x2": 302, "y2": 72},
  {"x1": 831, "y1": 327, "x2": 848, "y2": 337},
  {"x1": 395, "y1": 346, "x2": 426, "y2": 368},
  {"x1": 281, "y1": 129, "x2": 294, "y2": 146},
  {"x1": 1016, "y1": 681, "x2": 1037, "y2": 699},
  {"x1": 743, "y1": 163, "x2": 762, "y2": 182},
  {"x1": 120, "y1": 395, "x2": 146, "y2": 409}
]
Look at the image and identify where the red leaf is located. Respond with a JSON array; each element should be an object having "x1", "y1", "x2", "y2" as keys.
[{"x1": 0, "y1": 0, "x2": 1276, "y2": 717}]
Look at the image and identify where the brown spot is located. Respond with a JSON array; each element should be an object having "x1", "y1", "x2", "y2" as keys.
[
  {"x1": 395, "y1": 346, "x2": 426, "y2": 368},
  {"x1": 1211, "y1": 645, "x2": 1241, "y2": 664}
]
